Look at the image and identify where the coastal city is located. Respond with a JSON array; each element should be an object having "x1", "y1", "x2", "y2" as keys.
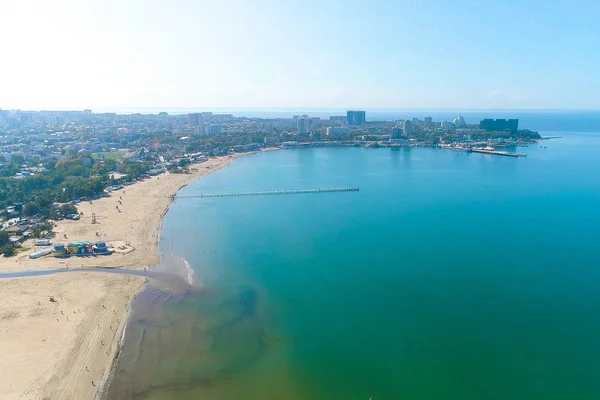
[
  {"x1": 1, "y1": 0, "x2": 598, "y2": 397},
  {"x1": 0, "y1": 109, "x2": 539, "y2": 160},
  {"x1": 0, "y1": 108, "x2": 540, "y2": 167},
  {"x1": 0, "y1": 108, "x2": 541, "y2": 256},
  {"x1": 0, "y1": 107, "x2": 544, "y2": 399}
]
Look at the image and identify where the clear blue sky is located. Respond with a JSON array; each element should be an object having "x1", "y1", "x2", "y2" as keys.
[{"x1": 1, "y1": 0, "x2": 598, "y2": 110}]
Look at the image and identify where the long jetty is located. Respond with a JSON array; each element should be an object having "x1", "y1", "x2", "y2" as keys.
[
  {"x1": 471, "y1": 148, "x2": 527, "y2": 158},
  {"x1": 176, "y1": 187, "x2": 359, "y2": 199}
]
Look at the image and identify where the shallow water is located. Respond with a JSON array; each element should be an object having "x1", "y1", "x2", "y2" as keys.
[{"x1": 107, "y1": 131, "x2": 600, "y2": 399}]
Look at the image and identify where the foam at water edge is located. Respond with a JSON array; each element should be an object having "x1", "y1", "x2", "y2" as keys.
[{"x1": 183, "y1": 258, "x2": 194, "y2": 286}]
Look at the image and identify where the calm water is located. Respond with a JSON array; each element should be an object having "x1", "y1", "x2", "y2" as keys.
[{"x1": 106, "y1": 131, "x2": 600, "y2": 399}]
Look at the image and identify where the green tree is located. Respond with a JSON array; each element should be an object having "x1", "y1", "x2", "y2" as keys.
[
  {"x1": 32, "y1": 222, "x2": 52, "y2": 238},
  {"x1": 10, "y1": 154, "x2": 25, "y2": 165},
  {"x1": 0, "y1": 162, "x2": 20, "y2": 177},
  {"x1": 103, "y1": 159, "x2": 118, "y2": 172},
  {"x1": 86, "y1": 177, "x2": 105, "y2": 195},
  {"x1": 1, "y1": 244, "x2": 15, "y2": 257},
  {"x1": 0, "y1": 231, "x2": 9, "y2": 247},
  {"x1": 36, "y1": 192, "x2": 53, "y2": 209},
  {"x1": 59, "y1": 203, "x2": 78, "y2": 216},
  {"x1": 23, "y1": 202, "x2": 41, "y2": 216}
]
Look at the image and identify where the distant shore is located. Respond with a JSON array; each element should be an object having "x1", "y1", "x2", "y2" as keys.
[{"x1": 0, "y1": 152, "x2": 253, "y2": 400}]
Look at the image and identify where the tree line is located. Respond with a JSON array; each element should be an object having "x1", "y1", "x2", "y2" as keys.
[{"x1": 0, "y1": 153, "x2": 152, "y2": 218}]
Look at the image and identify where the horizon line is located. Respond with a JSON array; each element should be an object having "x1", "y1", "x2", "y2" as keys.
[{"x1": 1, "y1": 107, "x2": 600, "y2": 114}]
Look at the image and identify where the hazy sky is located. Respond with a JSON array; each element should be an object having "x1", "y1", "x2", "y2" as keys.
[{"x1": 1, "y1": 0, "x2": 598, "y2": 111}]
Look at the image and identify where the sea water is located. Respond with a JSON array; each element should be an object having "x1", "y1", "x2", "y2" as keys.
[{"x1": 106, "y1": 130, "x2": 600, "y2": 399}]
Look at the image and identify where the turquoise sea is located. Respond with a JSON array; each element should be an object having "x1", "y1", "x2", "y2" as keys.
[{"x1": 106, "y1": 131, "x2": 600, "y2": 399}]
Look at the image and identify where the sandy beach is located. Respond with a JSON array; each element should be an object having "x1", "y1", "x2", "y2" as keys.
[{"x1": 0, "y1": 154, "x2": 248, "y2": 400}]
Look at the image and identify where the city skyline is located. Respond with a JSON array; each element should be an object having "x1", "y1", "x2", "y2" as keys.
[{"x1": 1, "y1": 0, "x2": 599, "y2": 111}]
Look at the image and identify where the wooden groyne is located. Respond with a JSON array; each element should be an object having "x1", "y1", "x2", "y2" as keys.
[{"x1": 176, "y1": 187, "x2": 359, "y2": 199}]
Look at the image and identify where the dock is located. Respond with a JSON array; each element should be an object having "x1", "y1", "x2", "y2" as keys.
[
  {"x1": 176, "y1": 187, "x2": 359, "y2": 199},
  {"x1": 471, "y1": 148, "x2": 526, "y2": 157}
]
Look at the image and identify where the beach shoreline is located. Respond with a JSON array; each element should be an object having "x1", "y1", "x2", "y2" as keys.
[{"x1": 0, "y1": 152, "x2": 255, "y2": 400}]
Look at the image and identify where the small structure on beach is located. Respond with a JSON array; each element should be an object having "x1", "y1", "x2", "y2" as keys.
[
  {"x1": 44, "y1": 241, "x2": 114, "y2": 258},
  {"x1": 67, "y1": 242, "x2": 95, "y2": 255},
  {"x1": 52, "y1": 244, "x2": 67, "y2": 257},
  {"x1": 29, "y1": 247, "x2": 53, "y2": 259},
  {"x1": 34, "y1": 239, "x2": 51, "y2": 246},
  {"x1": 92, "y1": 242, "x2": 114, "y2": 255}
]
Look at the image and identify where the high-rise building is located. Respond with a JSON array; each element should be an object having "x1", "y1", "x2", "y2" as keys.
[
  {"x1": 0, "y1": 109, "x2": 8, "y2": 127},
  {"x1": 198, "y1": 124, "x2": 220, "y2": 135},
  {"x1": 479, "y1": 119, "x2": 519, "y2": 133},
  {"x1": 6, "y1": 117, "x2": 20, "y2": 129},
  {"x1": 347, "y1": 110, "x2": 366, "y2": 126},
  {"x1": 326, "y1": 127, "x2": 349, "y2": 136},
  {"x1": 424, "y1": 117, "x2": 433, "y2": 124},
  {"x1": 83, "y1": 109, "x2": 92, "y2": 114},
  {"x1": 187, "y1": 113, "x2": 203, "y2": 126},
  {"x1": 297, "y1": 116, "x2": 313, "y2": 134},
  {"x1": 506, "y1": 119, "x2": 519, "y2": 132},
  {"x1": 329, "y1": 116, "x2": 346, "y2": 126},
  {"x1": 402, "y1": 120, "x2": 413, "y2": 136},
  {"x1": 391, "y1": 126, "x2": 403, "y2": 139},
  {"x1": 441, "y1": 121, "x2": 456, "y2": 131},
  {"x1": 20, "y1": 113, "x2": 33, "y2": 125}
]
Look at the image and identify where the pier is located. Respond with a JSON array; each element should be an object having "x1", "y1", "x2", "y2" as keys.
[
  {"x1": 175, "y1": 187, "x2": 359, "y2": 199},
  {"x1": 471, "y1": 148, "x2": 527, "y2": 158}
]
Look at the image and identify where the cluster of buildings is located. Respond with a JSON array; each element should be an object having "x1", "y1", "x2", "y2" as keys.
[
  {"x1": 0, "y1": 107, "x2": 535, "y2": 255},
  {"x1": 0, "y1": 108, "x2": 532, "y2": 168},
  {"x1": 1, "y1": 215, "x2": 50, "y2": 247},
  {"x1": 187, "y1": 112, "x2": 228, "y2": 135},
  {"x1": 0, "y1": 108, "x2": 531, "y2": 184}
]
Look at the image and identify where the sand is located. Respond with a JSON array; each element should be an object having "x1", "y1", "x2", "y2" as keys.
[
  {"x1": 0, "y1": 153, "x2": 249, "y2": 400},
  {"x1": 0, "y1": 273, "x2": 144, "y2": 400}
]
